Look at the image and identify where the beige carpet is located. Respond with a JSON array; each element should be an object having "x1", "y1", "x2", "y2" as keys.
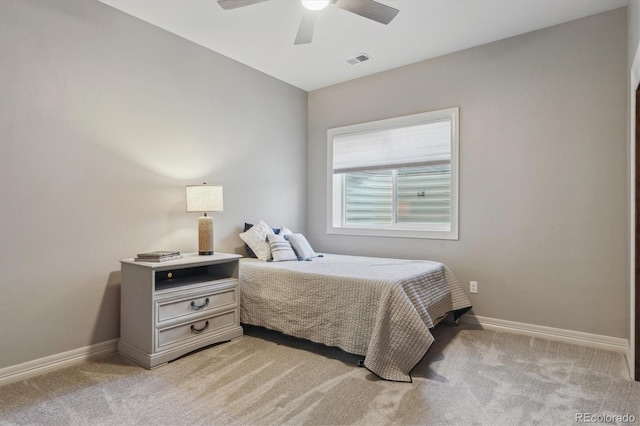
[{"x1": 1, "y1": 319, "x2": 639, "y2": 425}]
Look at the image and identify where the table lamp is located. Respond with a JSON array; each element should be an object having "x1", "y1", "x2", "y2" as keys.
[{"x1": 186, "y1": 183, "x2": 224, "y2": 255}]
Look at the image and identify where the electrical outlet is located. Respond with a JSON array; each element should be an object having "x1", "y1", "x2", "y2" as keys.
[{"x1": 470, "y1": 281, "x2": 478, "y2": 294}]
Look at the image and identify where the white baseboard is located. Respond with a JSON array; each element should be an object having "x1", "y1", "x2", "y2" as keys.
[
  {"x1": 460, "y1": 315, "x2": 629, "y2": 354},
  {"x1": 0, "y1": 339, "x2": 119, "y2": 386}
]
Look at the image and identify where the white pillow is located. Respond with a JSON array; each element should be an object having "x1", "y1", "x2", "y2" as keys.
[
  {"x1": 267, "y1": 234, "x2": 298, "y2": 262},
  {"x1": 239, "y1": 220, "x2": 275, "y2": 261},
  {"x1": 279, "y1": 226, "x2": 293, "y2": 236},
  {"x1": 285, "y1": 233, "x2": 317, "y2": 260}
]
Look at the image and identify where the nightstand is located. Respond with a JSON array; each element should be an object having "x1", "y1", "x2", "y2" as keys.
[{"x1": 118, "y1": 252, "x2": 243, "y2": 368}]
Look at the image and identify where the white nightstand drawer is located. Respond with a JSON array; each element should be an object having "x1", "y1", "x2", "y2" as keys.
[
  {"x1": 156, "y1": 286, "x2": 237, "y2": 324},
  {"x1": 156, "y1": 310, "x2": 237, "y2": 349}
]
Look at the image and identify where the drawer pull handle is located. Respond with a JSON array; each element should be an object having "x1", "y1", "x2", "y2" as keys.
[
  {"x1": 190, "y1": 298, "x2": 210, "y2": 310},
  {"x1": 190, "y1": 321, "x2": 209, "y2": 333}
]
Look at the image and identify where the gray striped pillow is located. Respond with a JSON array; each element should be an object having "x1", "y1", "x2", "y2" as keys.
[
  {"x1": 285, "y1": 233, "x2": 317, "y2": 260},
  {"x1": 267, "y1": 234, "x2": 298, "y2": 262}
]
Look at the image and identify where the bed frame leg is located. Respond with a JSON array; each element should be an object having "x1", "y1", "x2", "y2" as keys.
[
  {"x1": 453, "y1": 306, "x2": 471, "y2": 326},
  {"x1": 358, "y1": 360, "x2": 365, "y2": 367}
]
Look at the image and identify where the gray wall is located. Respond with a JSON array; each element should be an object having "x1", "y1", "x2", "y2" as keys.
[
  {"x1": 0, "y1": 0, "x2": 307, "y2": 369},
  {"x1": 630, "y1": 1, "x2": 639, "y2": 66},
  {"x1": 308, "y1": 9, "x2": 627, "y2": 338}
]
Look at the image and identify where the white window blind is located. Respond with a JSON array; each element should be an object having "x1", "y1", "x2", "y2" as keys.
[
  {"x1": 327, "y1": 107, "x2": 459, "y2": 240},
  {"x1": 333, "y1": 120, "x2": 452, "y2": 174}
]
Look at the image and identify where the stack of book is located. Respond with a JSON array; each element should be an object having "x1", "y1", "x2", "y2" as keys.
[{"x1": 135, "y1": 251, "x2": 182, "y2": 262}]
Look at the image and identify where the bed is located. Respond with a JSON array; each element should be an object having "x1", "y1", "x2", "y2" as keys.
[{"x1": 239, "y1": 253, "x2": 471, "y2": 382}]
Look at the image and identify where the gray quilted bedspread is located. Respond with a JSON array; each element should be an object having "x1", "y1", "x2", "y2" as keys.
[{"x1": 239, "y1": 254, "x2": 471, "y2": 382}]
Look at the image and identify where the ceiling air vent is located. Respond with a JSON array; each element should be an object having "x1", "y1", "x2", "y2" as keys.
[{"x1": 344, "y1": 53, "x2": 372, "y2": 66}]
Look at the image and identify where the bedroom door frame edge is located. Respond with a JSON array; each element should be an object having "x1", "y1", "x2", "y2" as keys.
[
  {"x1": 635, "y1": 83, "x2": 640, "y2": 382},
  {"x1": 632, "y1": 39, "x2": 640, "y2": 382}
]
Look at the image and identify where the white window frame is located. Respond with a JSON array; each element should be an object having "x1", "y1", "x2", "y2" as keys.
[{"x1": 326, "y1": 108, "x2": 459, "y2": 240}]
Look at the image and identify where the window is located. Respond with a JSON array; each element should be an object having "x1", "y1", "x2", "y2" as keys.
[{"x1": 327, "y1": 108, "x2": 459, "y2": 240}]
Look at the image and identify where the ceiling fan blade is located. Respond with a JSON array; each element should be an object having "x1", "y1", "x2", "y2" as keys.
[
  {"x1": 217, "y1": 0, "x2": 270, "y2": 10},
  {"x1": 294, "y1": 10, "x2": 316, "y2": 45},
  {"x1": 334, "y1": 0, "x2": 399, "y2": 25}
]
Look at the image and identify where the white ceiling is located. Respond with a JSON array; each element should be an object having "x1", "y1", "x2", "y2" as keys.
[{"x1": 98, "y1": 0, "x2": 628, "y2": 91}]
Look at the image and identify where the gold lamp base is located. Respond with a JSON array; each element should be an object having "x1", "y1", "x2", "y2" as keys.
[{"x1": 198, "y1": 215, "x2": 214, "y2": 255}]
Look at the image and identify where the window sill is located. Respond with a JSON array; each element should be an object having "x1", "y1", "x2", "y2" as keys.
[{"x1": 326, "y1": 225, "x2": 458, "y2": 240}]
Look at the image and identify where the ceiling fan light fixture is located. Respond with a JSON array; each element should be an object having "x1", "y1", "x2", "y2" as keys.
[{"x1": 301, "y1": 0, "x2": 330, "y2": 11}]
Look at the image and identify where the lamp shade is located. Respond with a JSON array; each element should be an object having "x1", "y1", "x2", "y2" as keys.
[{"x1": 186, "y1": 184, "x2": 224, "y2": 213}]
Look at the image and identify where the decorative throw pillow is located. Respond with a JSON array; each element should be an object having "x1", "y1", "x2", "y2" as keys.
[
  {"x1": 244, "y1": 222, "x2": 281, "y2": 234},
  {"x1": 285, "y1": 233, "x2": 317, "y2": 260},
  {"x1": 243, "y1": 222, "x2": 280, "y2": 258},
  {"x1": 267, "y1": 234, "x2": 298, "y2": 262},
  {"x1": 279, "y1": 226, "x2": 293, "y2": 236},
  {"x1": 239, "y1": 220, "x2": 275, "y2": 261}
]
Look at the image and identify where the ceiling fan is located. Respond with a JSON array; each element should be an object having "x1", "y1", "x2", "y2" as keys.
[{"x1": 217, "y1": 0, "x2": 400, "y2": 45}]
